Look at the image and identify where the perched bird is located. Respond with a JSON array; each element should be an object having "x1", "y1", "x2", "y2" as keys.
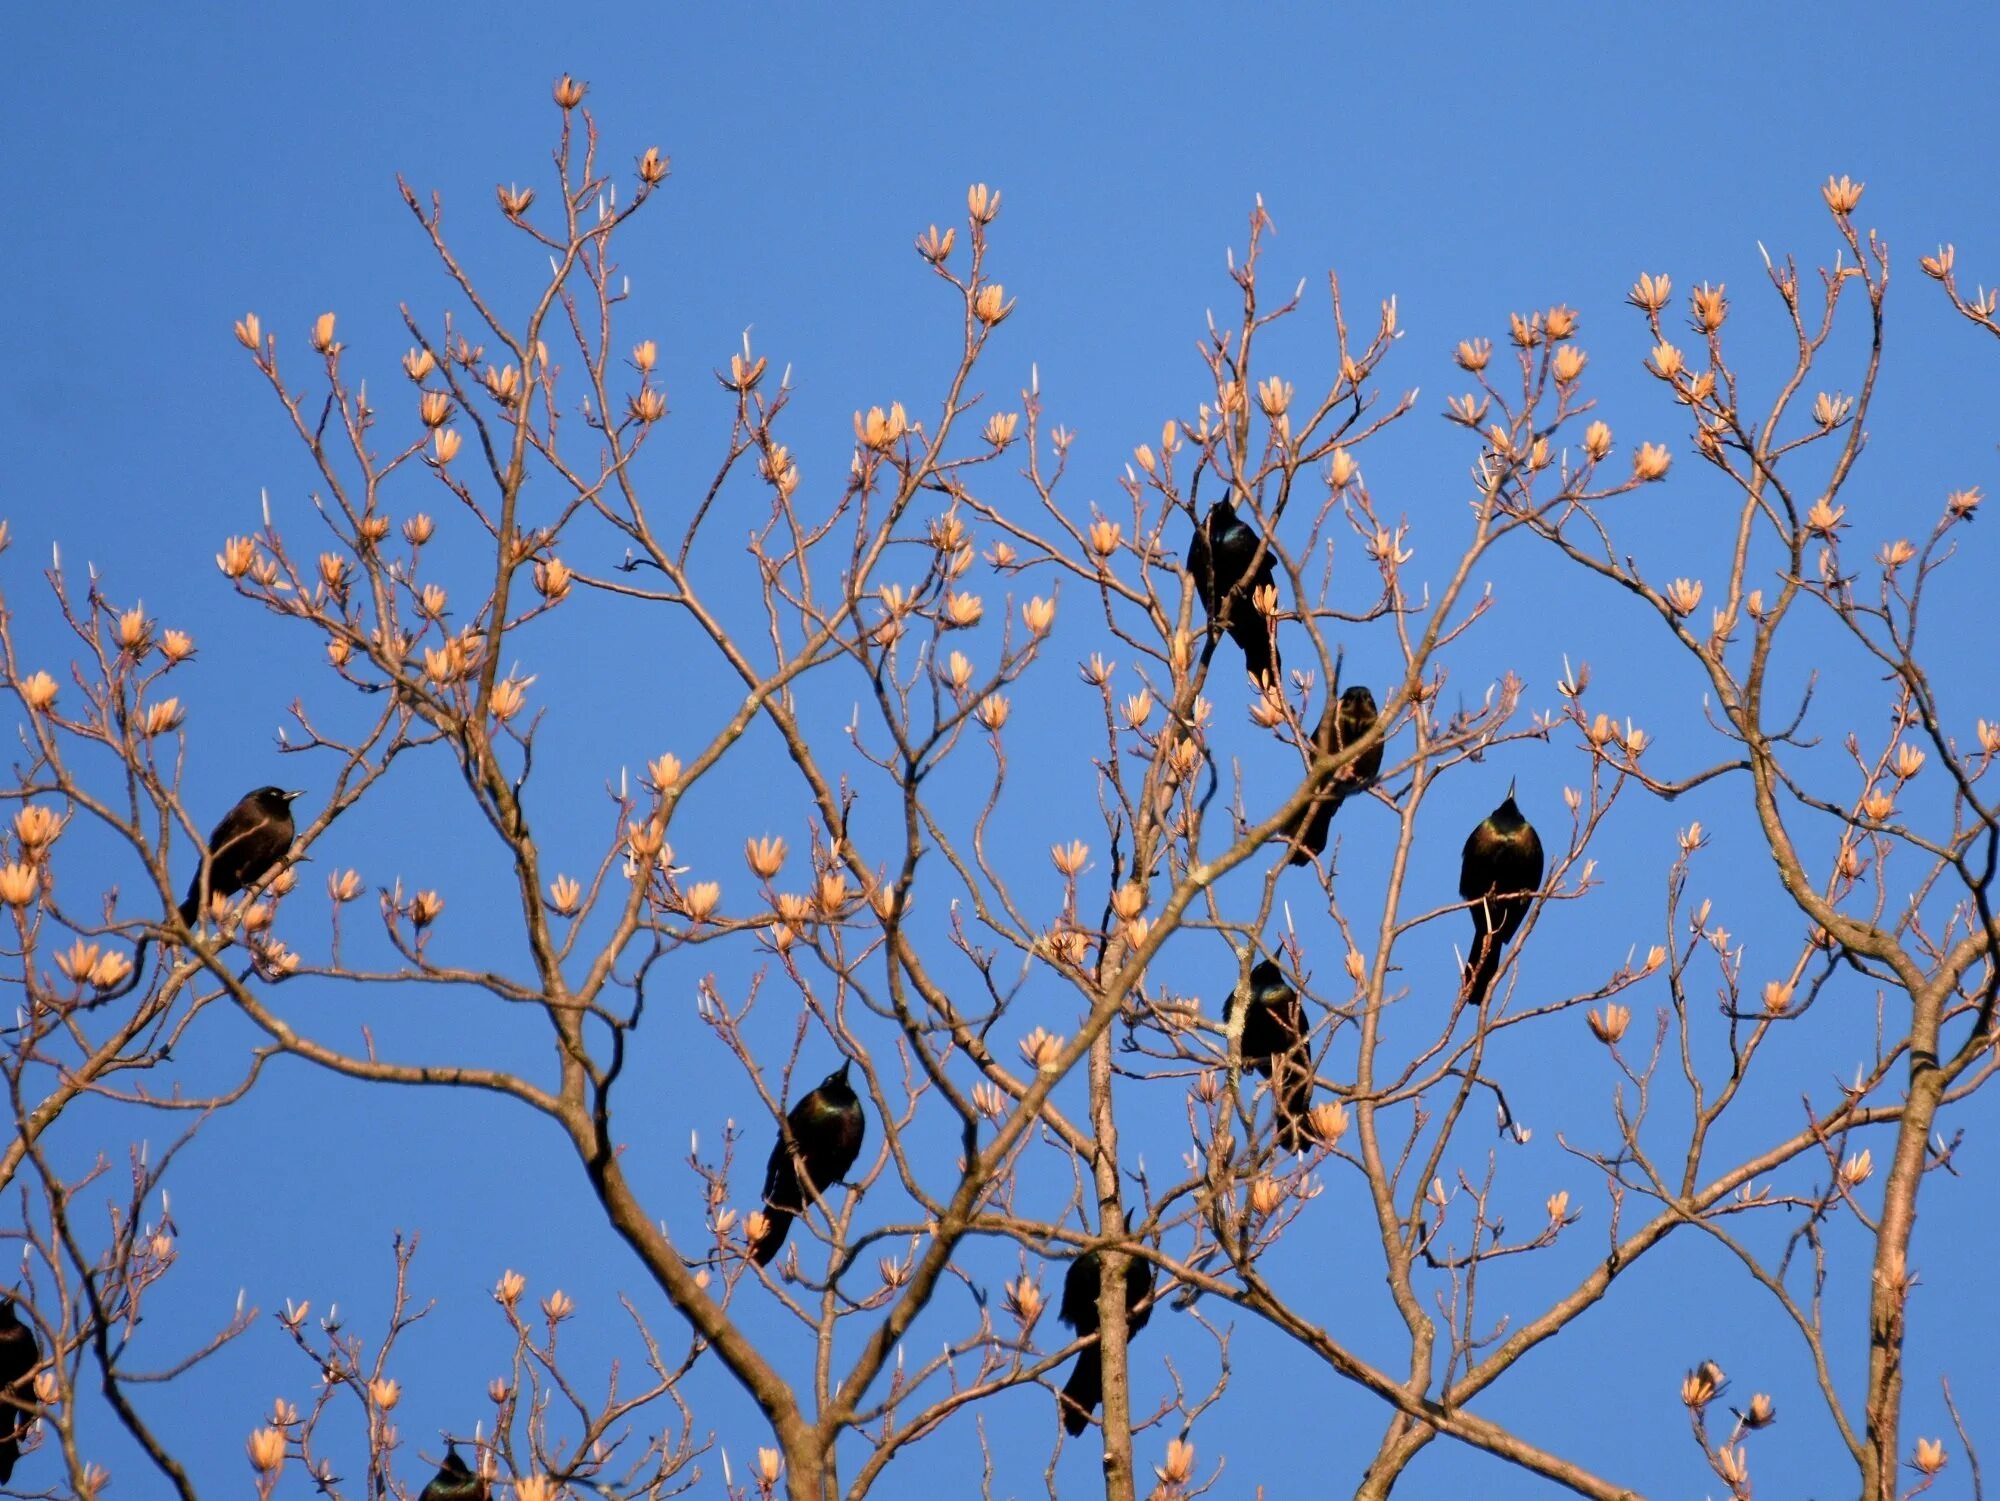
[
  {"x1": 177, "y1": 786, "x2": 304, "y2": 927},
  {"x1": 751, "y1": 1062, "x2": 867, "y2": 1266},
  {"x1": 418, "y1": 1444, "x2": 488, "y2": 1501},
  {"x1": 1283, "y1": 685, "x2": 1383, "y2": 865},
  {"x1": 1058, "y1": 1242, "x2": 1156, "y2": 1436},
  {"x1": 1458, "y1": 784, "x2": 1544, "y2": 1008},
  {"x1": 1188, "y1": 499, "x2": 1281, "y2": 685},
  {"x1": 0, "y1": 1295, "x2": 40, "y2": 1484},
  {"x1": 1223, "y1": 960, "x2": 1314, "y2": 1151}
]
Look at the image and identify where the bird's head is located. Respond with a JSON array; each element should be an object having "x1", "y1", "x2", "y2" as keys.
[
  {"x1": 251, "y1": 786, "x2": 307, "y2": 811},
  {"x1": 1340, "y1": 685, "x2": 1377, "y2": 714},
  {"x1": 821, "y1": 1060, "x2": 855, "y2": 1096}
]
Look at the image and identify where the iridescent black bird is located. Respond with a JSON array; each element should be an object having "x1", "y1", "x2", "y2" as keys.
[
  {"x1": 1224, "y1": 960, "x2": 1313, "y2": 1151},
  {"x1": 1458, "y1": 785, "x2": 1544, "y2": 1008},
  {"x1": 177, "y1": 786, "x2": 304, "y2": 927},
  {"x1": 1283, "y1": 685, "x2": 1383, "y2": 865},
  {"x1": 418, "y1": 1444, "x2": 487, "y2": 1501},
  {"x1": 1188, "y1": 499, "x2": 1281, "y2": 685},
  {"x1": 1057, "y1": 1243, "x2": 1156, "y2": 1436},
  {"x1": 751, "y1": 1062, "x2": 866, "y2": 1267},
  {"x1": 0, "y1": 1295, "x2": 40, "y2": 1484}
]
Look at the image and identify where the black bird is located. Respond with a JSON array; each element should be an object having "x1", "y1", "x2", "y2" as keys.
[
  {"x1": 1057, "y1": 1242, "x2": 1156, "y2": 1436},
  {"x1": 751, "y1": 1062, "x2": 867, "y2": 1267},
  {"x1": 178, "y1": 786, "x2": 304, "y2": 927},
  {"x1": 1283, "y1": 685, "x2": 1383, "y2": 865},
  {"x1": 419, "y1": 1444, "x2": 487, "y2": 1501},
  {"x1": 0, "y1": 1295, "x2": 40, "y2": 1484},
  {"x1": 1458, "y1": 785, "x2": 1544, "y2": 1008},
  {"x1": 1223, "y1": 960, "x2": 1313, "y2": 1151},
  {"x1": 1188, "y1": 499, "x2": 1281, "y2": 685}
]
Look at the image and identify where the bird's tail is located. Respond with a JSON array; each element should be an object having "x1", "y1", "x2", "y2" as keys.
[
  {"x1": 1284, "y1": 792, "x2": 1340, "y2": 867},
  {"x1": 1229, "y1": 616, "x2": 1280, "y2": 689},
  {"x1": 750, "y1": 1208, "x2": 793, "y2": 1267},
  {"x1": 176, "y1": 890, "x2": 201, "y2": 928},
  {"x1": 1273, "y1": 1053, "x2": 1315, "y2": 1153},
  {"x1": 1462, "y1": 933, "x2": 1505, "y2": 1010},
  {"x1": 1059, "y1": 1347, "x2": 1101, "y2": 1436}
]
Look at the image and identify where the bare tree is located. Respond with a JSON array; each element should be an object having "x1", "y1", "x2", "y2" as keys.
[{"x1": 0, "y1": 83, "x2": 1991, "y2": 1501}]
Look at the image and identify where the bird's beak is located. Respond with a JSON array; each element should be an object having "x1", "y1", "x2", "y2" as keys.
[
  {"x1": 837, "y1": 1060, "x2": 852, "y2": 1082},
  {"x1": 1505, "y1": 777, "x2": 1517, "y2": 800},
  {"x1": 285, "y1": 790, "x2": 307, "y2": 802}
]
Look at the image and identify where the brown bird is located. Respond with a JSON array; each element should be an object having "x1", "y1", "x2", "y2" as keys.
[
  {"x1": 417, "y1": 1442, "x2": 488, "y2": 1501},
  {"x1": 1188, "y1": 499, "x2": 1282, "y2": 685},
  {"x1": 1057, "y1": 1242, "x2": 1156, "y2": 1436},
  {"x1": 0, "y1": 1295, "x2": 39, "y2": 1483},
  {"x1": 751, "y1": 1063, "x2": 867, "y2": 1266},
  {"x1": 1458, "y1": 784, "x2": 1544, "y2": 1008},
  {"x1": 1223, "y1": 960, "x2": 1314, "y2": 1151},
  {"x1": 1283, "y1": 685, "x2": 1383, "y2": 865},
  {"x1": 178, "y1": 785, "x2": 304, "y2": 927}
]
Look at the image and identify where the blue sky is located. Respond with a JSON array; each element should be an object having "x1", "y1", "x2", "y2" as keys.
[{"x1": 4, "y1": 4, "x2": 1998, "y2": 1497}]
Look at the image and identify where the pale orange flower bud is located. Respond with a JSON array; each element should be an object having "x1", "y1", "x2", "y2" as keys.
[
  {"x1": 1160, "y1": 1439, "x2": 1196, "y2": 1486},
  {"x1": 553, "y1": 74, "x2": 587, "y2": 108},
  {"x1": 1628, "y1": 272, "x2": 1672, "y2": 313},
  {"x1": 1805, "y1": 498, "x2": 1846, "y2": 536},
  {"x1": 1543, "y1": 304, "x2": 1577, "y2": 340},
  {"x1": 357, "y1": 514, "x2": 391, "y2": 547},
  {"x1": 632, "y1": 340, "x2": 658, "y2": 373},
  {"x1": 56, "y1": 939, "x2": 100, "y2": 981},
  {"x1": 1019, "y1": 1026, "x2": 1064, "y2": 1070},
  {"x1": 1632, "y1": 443, "x2": 1672, "y2": 482},
  {"x1": 496, "y1": 182, "x2": 534, "y2": 217},
  {"x1": 1587, "y1": 1003, "x2": 1631, "y2": 1045},
  {"x1": 1648, "y1": 341, "x2": 1684, "y2": 380},
  {"x1": 974, "y1": 692, "x2": 1009, "y2": 730},
  {"x1": 1546, "y1": 1190, "x2": 1570, "y2": 1222},
  {"x1": 1681, "y1": 1360, "x2": 1725, "y2": 1408},
  {"x1": 973, "y1": 284, "x2": 1014, "y2": 325},
  {"x1": 1663, "y1": 578, "x2": 1702, "y2": 617},
  {"x1": 756, "y1": 1447, "x2": 783, "y2": 1484},
  {"x1": 915, "y1": 223, "x2": 956, "y2": 262},
  {"x1": 142, "y1": 697, "x2": 184, "y2": 737},
  {"x1": 628, "y1": 388, "x2": 667, "y2": 423},
  {"x1": 1821, "y1": 174, "x2": 1864, "y2": 215},
  {"x1": 1839, "y1": 1148, "x2": 1873, "y2": 1186},
  {"x1": 1913, "y1": 1438, "x2": 1947, "y2": 1475},
  {"x1": 489, "y1": 676, "x2": 532, "y2": 722},
  {"x1": 13, "y1": 805, "x2": 60, "y2": 850},
  {"x1": 0, "y1": 862, "x2": 40, "y2": 907},
  {"x1": 547, "y1": 875, "x2": 582, "y2": 915},
  {"x1": 1454, "y1": 337, "x2": 1492, "y2": 372},
  {"x1": 966, "y1": 182, "x2": 1000, "y2": 224},
  {"x1": 540, "y1": 1288, "x2": 575, "y2": 1321},
  {"x1": 1002, "y1": 1273, "x2": 1043, "y2": 1324},
  {"x1": 432, "y1": 428, "x2": 462, "y2": 465},
  {"x1": 1249, "y1": 1175, "x2": 1286, "y2": 1215},
  {"x1": 637, "y1": 146, "x2": 669, "y2": 186},
  {"x1": 1508, "y1": 310, "x2": 1542, "y2": 349},
  {"x1": 1022, "y1": 596, "x2": 1056, "y2": 635},
  {"x1": 853, "y1": 403, "x2": 910, "y2": 449},
  {"x1": 1050, "y1": 840, "x2": 1088, "y2": 876},
  {"x1": 1088, "y1": 518, "x2": 1123, "y2": 559},
  {"x1": 234, "y1": 312, "x2": 263, "y2": 350},
  {"x1": 816, "y1": 871, "x2": 850, "y2": 914},
  {"x1": 369, "y1": 1377, "x2": 399, "y2": 1410},
  {"x1": 310, "y1": 312, "x2": 337, "y2": 353},
  {"x1": 626, "y1": 818, "x2": 666, "y2": 861},
  {"x1": 246, "y1": 1427, "x2": 287, "y2": 1473},
  {"x1": 419, "y1": 390, "x2": 452, "y2": 429},
  {"x1": 1920, "y1": 244, "x2": 1955, "y2": 280},
  {"x1": 19, "y1": 671, "x2": 58, "y2": 711},
  {"x1": 402, "y1": 347, "x2": 435, "y2": 381},
  {"x1": 1309, "y1": 1099, "x2": 1350, "y2": 1145},
  {"x1": 744, "y1": 836, "x2": 787, "y2": 881},
  {"x1": 983, "y1": 411, "x2": 1018, "y2": 447},
  {"x1": 1861, "y1": 789, "x2": 1895, "y2": 821},
  {"x1": 681, "y1": 880, "x2": 721, "y2": 923}
]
